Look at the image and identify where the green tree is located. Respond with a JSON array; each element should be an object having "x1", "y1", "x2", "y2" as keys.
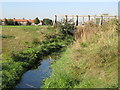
[
  {"x1": 42, "y1": 18, "x2": 53, "y2": 25},
  {"x1": 34, "y1": 17, "x2": 40, "y2": 24},
  {"x1": 4, "y1": 18, "x2": 9, "y2": 25},
  {"x1": 8, "y1": 19, "x2": 14, "y2": 25},
  {"x1": 0, "y1": 19, "x2": 2, "y2": 25},
  {"x1": 102, "y1": 13, "x2": 109, "y2": 16},
  {"x1": 59, "y1": 19, "x2": 76, "y2": 36},
  {"x1": 26, "y1": 21, "x2": 31, "y2": 25},
  {"x1": 14, "y1": 21, "x2": 19, "y2": 25}
]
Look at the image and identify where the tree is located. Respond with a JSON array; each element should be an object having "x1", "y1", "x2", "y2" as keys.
[
  {"x1": 102, "y1": 13, "x2": 109, "y2": 16},
  {"x1": 59, "y1": 19, "x2": 76, "y2": 36},
  {"x1": 8, "y1": 19, "x2": 14, "y2": 25},
  {"x1": 4, "y1": 18, "x2": 9, "y2": 25},
  {"x1": 34, "y1": 17, "x2": 40, "y2": 24},
  {"x1": 0, "y1": 19, "x2": 2, "y2": 25},
  {"x1": 14, "y1": 21, "x2": 19, "y2": 25},
  {"x1": 26, "y1": 21, "x2": 31, "y2": 25},
  {"x1": 42, "y1": 18, "x2": 53, "y2": 25}
]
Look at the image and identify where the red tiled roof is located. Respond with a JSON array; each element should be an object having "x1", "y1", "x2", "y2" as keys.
[
  {"x1": 1, "y1": 19, "x2": 42, "y2": 23},
  {"x1": 14, "y1": 19, "x2": 27, "y2": 22},
  {"x1": 28, "y1": 20, "x2": 34, "y2": 22},
  {"x1": 1, "y1": 19, "x2": 28, "y2": 22}
]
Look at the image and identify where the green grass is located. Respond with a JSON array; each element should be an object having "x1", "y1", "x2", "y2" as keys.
[
  {"x1": 1, "y1": 26, "x2": 59, "y2": 89},
  {"x1": 2, "y1": 25, "x2": 73, "y2": 89},
  {"x1": 2, "y1": 26, "x2": 59, "y2": 55},
  {"x1": 43, "y1": 20, "x2": 118, "y2": 88}
]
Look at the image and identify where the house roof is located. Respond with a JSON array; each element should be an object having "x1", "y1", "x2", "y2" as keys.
[
  {"x1": 1, "y1": 19, "x2": 27, "y2": 22},
  {"x1": 14, "y1": 19, "x2": 27, "y2": 22},
  {"x1": 1, "y1": 19, "x2": 42, "y2": 23}
]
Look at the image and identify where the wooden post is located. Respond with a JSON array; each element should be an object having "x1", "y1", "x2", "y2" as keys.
[
  {"x1": 53, "y1": 15, "x2": 57, "y2": 27},
  {"x1": 65, "y1": 15, "x2": 68, "y2": 24},
  {"x1": 99, "y1": 15, "x2": 103, "y2": 25},
  {"x1": 76, "y1": 15, "x2": 78, "y2": 26},
  {"x1": 82, "y1": 16, "x2": 84, "y2": 25}
]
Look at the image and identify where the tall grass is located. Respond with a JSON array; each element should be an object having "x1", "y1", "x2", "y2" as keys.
[
  {"x1": 2, "y1": 25, "x2": 73, "y2": 89},
  {"x1": 43, "y1": 19, "x2": 118, "y2": 88}
]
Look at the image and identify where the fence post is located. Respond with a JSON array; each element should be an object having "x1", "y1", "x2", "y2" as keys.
[
  {"x1": 53, "y1": 15, "x2": 57, "y2": 28},
  {"x1": 65, "y1": 15, "x2": 68, "y2": 24},
  {"x1": 76, "y1": 15, "x2": 78, "y2": 26},
  {"x1": 88, "y1": 15, "x2": 90, "y2": 21},
  {"x1": 94, "y1": 15, "x2": 96, "y2": 24},
  {"x1": 82, "y1": 16, "x2": 84, "y2": 25},
  {"x1": 99, "y1": 15, "x2": 103, "y2": 26}
]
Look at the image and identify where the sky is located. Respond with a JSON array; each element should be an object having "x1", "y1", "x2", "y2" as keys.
[{"x1": 1, "y1": 1, "x2": 119, "y2": 20}]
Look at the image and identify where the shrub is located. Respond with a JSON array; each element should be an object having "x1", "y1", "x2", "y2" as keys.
[
  {"x1": 59, "y1": 20, "x2": 76, "y2": 36},
  {"x1": 8, "y1": 19, "x2": 14, "y2": 25},
  {"x1": 34, "y1": 17, "x2": 40, "y2": 24},
  {"x1": 14, "y1": 21, "x2": 19, "y2": 25},
  {"x1": 42, "y1": 18, "x2": 53, "y2": 25},
  {"x1": 4, "y1": 18, "x2": 9, "y2": 25},
  {"x1": 26, "y1": 21, "x2": 32, "y2": 25}
]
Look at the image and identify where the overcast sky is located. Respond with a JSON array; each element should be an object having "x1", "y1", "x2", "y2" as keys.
[{"x1": 1, "y1": 1, "x2": 119, "y2": 20}]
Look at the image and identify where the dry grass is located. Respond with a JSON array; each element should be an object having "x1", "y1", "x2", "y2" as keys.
[
  {"x1": 43, "y1": 20, "x2": 118, "y2": 88},
  {"x1": 2, "y1": 26, "x2": 58, "y2": 55}
]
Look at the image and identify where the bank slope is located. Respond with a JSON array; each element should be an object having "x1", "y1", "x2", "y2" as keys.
[{"x1": 43, "y1": 20, "x2": 118, "y2": 88}]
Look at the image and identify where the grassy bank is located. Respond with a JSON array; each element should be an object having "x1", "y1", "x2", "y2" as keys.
[
  {"x1": 2, "y1": 26, "x2": 73, "y2": 89},
  {"x1": 43, "y1": 20, "x2": 118, "y2": 88}
]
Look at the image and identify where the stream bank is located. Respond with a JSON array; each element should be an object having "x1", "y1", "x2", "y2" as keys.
[{"x1": 2, "y1": 33, "x2": 73, "y2": 89}]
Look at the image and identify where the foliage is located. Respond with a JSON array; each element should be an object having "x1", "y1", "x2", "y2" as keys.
[
  {"x1": 34, "y1": 17, "x2": 40, "y2": 24},
  {"x1": 26, "y1": 20, "x2": 32, "y2": 25},
  {"x1": 0, "y1": 35, "x2": 15, "y2": 39},
  {"x1": 4, "y1": 18, "x2": 9, "y2": 25},
  {"x1": 102, "y1": 13, "x2": 109, "y2": 16},
  {"x1": 43, "y1": 20, "x2": 118, "y2": 88},
  {"x1": 32, "y1": 38, "x2": 41, "y2": 45},
  {"x1": 2, "y1": 25, "x2": 73, "y2": 89},
  {"x1": 59, "y1": 20, "x2": 76, "y2": 36},
  {"x1": 4, "y1": 19, "x2": 18, "y2": 25},
  {"x1": 14, "y1": 21, "x2": 19, "y2": 25},
  {"x1": 42, "y1": 18, "x2": 53, "y2": 25},
  {"x1": 8, "y1": 19, "x2": 14, "y2": 25}
]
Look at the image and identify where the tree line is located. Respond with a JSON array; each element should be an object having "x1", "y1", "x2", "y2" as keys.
[{"x1": 0, "y1": 17, "x2": 53, "y2": 26}]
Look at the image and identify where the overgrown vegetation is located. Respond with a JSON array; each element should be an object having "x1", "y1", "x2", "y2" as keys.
[
  {"x1": 43, "y1": 19, "x2": 118, "y2": 88},
  {"x1": 2, "y1": 25, "x2": 74, "y2": 89},
  {"x1": 42, "y1": 18, "x2": 53, "y2": 25}
]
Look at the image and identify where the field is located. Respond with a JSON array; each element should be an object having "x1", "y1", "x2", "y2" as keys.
[
  {"x1": 1, "y1": 25, "x2": 73, "y2": 89},
  {"x1": 2, "y1": 26, "x2": 58, "y2": 55},
  {"x1": 1, "y1": 19, "x2": 119, "y2": 89},
  {"x1": 1, "y1": 25, "x2": 60, "y2": 89}
]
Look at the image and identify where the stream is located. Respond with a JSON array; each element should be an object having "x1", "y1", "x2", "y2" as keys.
[{"x1": 15, "y1": 59, "x2": 52, "y2": 88}]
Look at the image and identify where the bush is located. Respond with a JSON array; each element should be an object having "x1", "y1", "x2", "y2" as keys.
[
  {"x1": 26, "y1": 21, "x2": 32, "y2": 25},
  {"x1": 42, "y1": 18, "x2": 53, "y2": 25},
  {"x1": 14, "y1": 21, "x2": 19, "y2": 25},
  {"x1": 8, "y1": 19, "x2": 14, "y2": 25},
  {"x1": 59, "y1": 20, "x2": 76, "y2": 36},
  {"x1": 34, "y1": 17, "x2": 40, "y2": 24}
]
